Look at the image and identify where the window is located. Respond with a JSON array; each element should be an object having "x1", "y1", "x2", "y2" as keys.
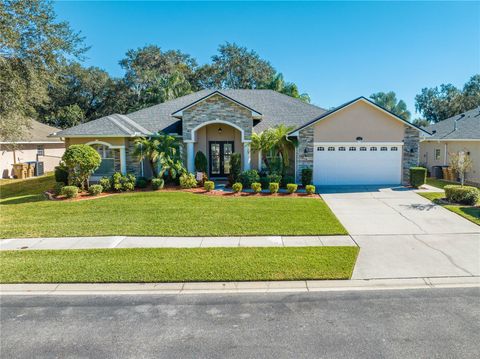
[
  {"x1": 360, "y1": 147, "x2": 367, "y2": 151},
  {"x1": 349, "y1": 147, "x2": 356, "y2": 151},
  {"x1": 36, "y1": 145, "x2": 44, "y2": 156},
  {"x1": 380, "y1": 147, "x2": 388, "y2": 151},
  {"x1": 370, "y1": 147, "x2": 377, "y2": 151},
  {"x1": 435, "y1": 149, "x2": 441, "y2": 160},
  {"x1": 328, "y1": 147, "x2": 335, "y2": 151},
  {"x1": 338, "y1": 146, "x2": 346, "y2": 151},
  {"x1": 91, "y1": 144, "x2": 117, "y2": 176},
  {"x1": 391, "y1": 147, "x2": 398, "y2": 151},
  {"x1": 317, "y1": 146, "x2": 324, "y2": 151}
]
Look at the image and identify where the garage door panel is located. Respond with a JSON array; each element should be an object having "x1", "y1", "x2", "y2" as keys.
[{"x1": 313, "y1": 144, "x2": 402, "y2": 185}]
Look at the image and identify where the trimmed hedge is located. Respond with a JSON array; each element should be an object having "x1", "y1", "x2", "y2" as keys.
[
  {"x1": 151, "y1": 178, "x2": 164, "y2": 190},
  {"x1": 269, "y1": 182, "x2": 279, "y2": 194},
  {"x1": 410, "y1": 167, "x2": 427, "y2": 188},
  {"x1": 251, "y1": 182, "x2": 262, "y2": 193},
  {"x1": 204, "y1": 181, "x2": 215, "y2": 192},
  {"x1": 99, "y1": 177, "x2": 111, "y2": 192},
  {"x1": 88, "y1": 184, "x2": 103, "y2": 196},
  {"x1": 286, "y1": 183, "x2": 298, "y2": 194},
  {"x1": 179, "y1": 173, "x2": 197, "y2": 189},
  {"x1": 232, "y1": 182, "x2": 243, "y2": 193},
  {"x1": 239, "y1": 170, "x2": 260, "y2": 188},
  {"x1": 301, "y1": 168, "x2": 313, "y2": 187},
  {"x1": 444, "y1": 185, "x2": 479, "y2": 205},
  {"x1": 61, "y1": 186, "x2": 78, "y2": 199},
  {"x1": 305, "y1": 185, "x2": 316, "y2": 195}
]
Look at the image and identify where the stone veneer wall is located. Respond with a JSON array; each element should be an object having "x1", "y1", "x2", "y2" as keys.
[
  {"x1": 182, "y1": 94, "x2": 252, "y2": 142},
  {"x1": 402, "y1": 126, "x2": 420, "y2": 184},
  {"x1": 295, "y1": 126, "x2": 314, "y2": 182}
]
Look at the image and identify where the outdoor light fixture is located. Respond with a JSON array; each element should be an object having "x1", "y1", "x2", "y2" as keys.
[
  {"x1": 356, "y1": 136, "x2": 363, "y2": 142},
  {"x1": 218, "y1": 127, "x2": 223, "y2": 134}
]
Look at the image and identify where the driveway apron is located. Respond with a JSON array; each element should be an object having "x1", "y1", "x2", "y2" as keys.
[{"x1": 320, "y1": 186, "x2": 480, "y2": 279}]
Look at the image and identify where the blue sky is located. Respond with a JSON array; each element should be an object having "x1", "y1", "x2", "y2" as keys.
[{"x1": 54, "y1": 1, "x2": 479, "y2": 117}]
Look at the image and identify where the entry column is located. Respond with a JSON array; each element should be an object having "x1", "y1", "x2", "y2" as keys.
[
  {"x1": 187, "y1": 142, "x2": 195, "y2": 173},
  {"x1": 243, "y1": 142, "x2": 251, "y2": 171}
]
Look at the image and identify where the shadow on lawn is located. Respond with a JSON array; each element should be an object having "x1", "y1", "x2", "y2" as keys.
[{"x1": 0, "y1": 194, "x2": 47, "y2": 205}]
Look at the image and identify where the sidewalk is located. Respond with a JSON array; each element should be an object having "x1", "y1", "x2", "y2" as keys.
[
  {"x1": 0, "y1": 235, "x2": 356, "y2": 251},
  {"x1": 1, "y1": 276, "x2": 478, "y2": 295}
]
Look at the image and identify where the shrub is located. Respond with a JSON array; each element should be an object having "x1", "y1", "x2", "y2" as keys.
[
  {"x1": 61, "y1": 185, "x2": 78, "y2": 199},
  {"x1": 259, "y1": 176, "x2": 270, "y2": 189},
  {"x1": 88, "y1": 184, "x2": 103, "y2": 196},
  {"x1": 228, "y1": 153, "x2": 242, "y2": 185},
  {"x1": 54, "y1": 164, "x2": 69, "y2": 185},
  {"x1": 99, "y1": 177, "x2": 111, "y2": 192},
  {"x1": 251, "y1": 182, "x2": 262, "y2": 193},
  {"x1": 305, "y1": 184, "x2": 316, "y2": 195},
  {"x1": 232, "y1": 182, "x2": 243, "y2": 193},
  {"x1": 180, "y1": 173, "x2": 197, "y2": 189},
  {"x1": 409, "y1": 167, "x2": 427, "y2": 188},
  {"x1": 62, "y1": 144, "x2": 101, "y2": 189},
  {"x1": 136, "y1": 177, "x2": 148, "y2": 189},
  {"x1": 111, "y1": 172, "x2": 135, "y2": 191},
  {"x1": 53, "y1": 182, "x2": 64, "y2": 196},
  {"x1": 444, "y1": 185, "x2": 479, "y2": 205},
  {"x1": 281, "y1": 175, "x2": 295, "y2": 188},
  {"x1": 301, "y1": 168, "x2": 313, "y2": 187},
  {"x1": 239, "y1": 169, "x2": 259, "y2": 188},
  {"x1": 269, "y1": 182, "x2": 279, "y2": 194},
  {"x1": 151, "y1": 178, "x2": 164, "y2": 190},
  {"x1": 195, "y1": 151, "x2": 208, "y2": 173},
  {"x1": 287, "y1": 183, "x2": 298, "y2": 194},
  {"x1": 267, "y1": 173, "x2": 282, "y2": 184},
  {"x1": 204, "y1": 181, "x2": 215, "y2": 192}
]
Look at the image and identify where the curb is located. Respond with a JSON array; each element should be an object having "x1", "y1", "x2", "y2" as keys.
[{"x1": 1, "y1": 276, "x2": 478, "y2": 296}]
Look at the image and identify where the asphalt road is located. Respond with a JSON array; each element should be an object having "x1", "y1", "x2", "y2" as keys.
[{"x1": 1, "y1": 288, "x2": 479, "y2": 358}]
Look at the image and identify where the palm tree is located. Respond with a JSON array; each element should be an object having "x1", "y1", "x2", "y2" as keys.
[
  {"x1": 251, "y1": 128, "x2": 276, "y2": 170},
  {"x1": 370, "y1": 91, "x2": 411, "y2": 120},
  {"x1": 251, "y1": 125, "x2": 297, "y2": 171},
  {"x1": 272, "y1": 124, "x2": 297, "y2": 168},
  {"x1": 133, "y1": 136, "x2": 161, "y2": 177}
]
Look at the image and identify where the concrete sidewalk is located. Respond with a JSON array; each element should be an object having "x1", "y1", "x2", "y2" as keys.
[
  {"x1": 1, "y1": 276, "x2": 478, "y2": 295},
  {"x1": 0, "y1": 235, "x2": 356, "y2": 251}
]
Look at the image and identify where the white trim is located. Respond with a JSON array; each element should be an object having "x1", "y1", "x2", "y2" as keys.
[
  {"x1": 294, "y1": 147, "x2": 297, "y2": 184},
  {"x1": 189, "y1": 120, "x2": 251, "y2": 143},
  {"x1": 107, "y1": 116, "x2": 134, "y2": 135},
  {"x1": 187, "y1": 142, "x2": 195, "y2": 173},
  {"x1": 444, "y1": 143, "x2": 448, "y2": 166},
  {"x1": 116, "y1": 114, "x2": 152, "y2": 135},
  {"x1": 0, "y1": 141, "x2": 63, "y2": 144},
  {"x1": 171, "y1": 91, "x2": 262, "y2": 119},
  {"x1": 313, "y1": 142, "x2": 404, "y2": 146},
  {"x1": 291, "y1": 98, "x2": 431, "y2": 136},
  {"x1": 84, "y1": 140, "x2": 125, "y2": 149},
  {"x1": 421, "y1": 138, "x2": 480, "y2": 142},
  {"x1": 243, "y1": 142, "x2": 251, "y2": 170}
]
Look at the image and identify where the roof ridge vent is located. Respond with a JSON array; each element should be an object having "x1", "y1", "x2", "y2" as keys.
[{"x1": 454, "y1": 113, "x2": 465, "y2": 131}]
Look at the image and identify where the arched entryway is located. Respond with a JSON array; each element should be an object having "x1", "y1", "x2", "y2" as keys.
[{"x1": 186, "y1": 121, "x2": 251, "y2": 177}]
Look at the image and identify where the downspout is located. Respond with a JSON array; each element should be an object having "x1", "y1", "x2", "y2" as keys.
[{"x1": 444, "y1": 143, "x2": 448, "y2": 166}]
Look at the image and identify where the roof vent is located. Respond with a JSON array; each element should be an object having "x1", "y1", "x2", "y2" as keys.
[{"x1": 454, "y1": 114, "x2": 464, "y2": 131}]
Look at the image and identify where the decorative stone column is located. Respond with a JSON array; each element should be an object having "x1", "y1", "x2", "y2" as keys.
[
  {"x1": 243, "y1": 142, "x2": 251, "y2": 171},
  {"x1": 187, "y1": 142, "x2": 195, "y2": 173}
]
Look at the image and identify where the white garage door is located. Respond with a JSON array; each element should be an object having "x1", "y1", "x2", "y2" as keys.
[{"x1": 313, "y1": 143, "x2": 403, "y2": 185}]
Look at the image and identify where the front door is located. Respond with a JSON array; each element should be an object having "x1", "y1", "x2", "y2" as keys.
[{"x1": 209, "y1": 141, "x2": 234, "y2": 178}]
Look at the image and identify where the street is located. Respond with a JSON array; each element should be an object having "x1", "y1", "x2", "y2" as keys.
[{"x1": 1, "y1": 288, "x2": 479, "y2": 358}]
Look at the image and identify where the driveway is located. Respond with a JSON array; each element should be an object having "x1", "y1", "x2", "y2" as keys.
[{"x1": 320, "y1": 186, "x2": 480, "y2": 279}]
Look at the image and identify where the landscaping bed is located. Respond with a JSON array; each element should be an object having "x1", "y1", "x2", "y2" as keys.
[{"x1": 0, "y1": 246, "x2": 359, "y2": 283}]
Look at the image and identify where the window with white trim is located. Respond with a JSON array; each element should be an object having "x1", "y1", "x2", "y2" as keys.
[
  {"x1": 317, "y1": 146, "x2": 324, "y2": 151},
  {"x1": 338, "y1": 146, "x2": 346, "y2": 151},
  {"x1": 349, "y1": 147, "x2": 356, "y2": 151},
  {"x1": 434, "y1": 148, "x2": 441, "y2": 160},
  {"x1": 380, "y1": 147, "x2": 387, "y2": 151},
  {"x1": 360, "y1": 147, "x2": 367, "y2": 151},
  {"x1": 328, "y1": 147, "x2": 335, "y2": 151},
  {"x1": 391, "y1": 147, "x2": 398, "y2": 151},
  {"x1": 370, "y1": 147, "x2": 377, "y2": 151},
  {"x1": 90, "y1": 144, "x2": 118, "y2": 175}
]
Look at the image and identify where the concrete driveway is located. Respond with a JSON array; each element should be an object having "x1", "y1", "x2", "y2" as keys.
[{"x1": 320, "y1": 186, "x2": 480, "y2": 279}]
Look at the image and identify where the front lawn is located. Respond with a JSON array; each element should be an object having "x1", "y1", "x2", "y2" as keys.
[
  {"x1": 0, "y1": 247, "x2": 359, "y2": 283},
  {"x1": 0, "y1": 174, "x2": 347, "y2": 238},
  {"x1": 419, "y1": 178, "x2": 480, "y2": 226}
]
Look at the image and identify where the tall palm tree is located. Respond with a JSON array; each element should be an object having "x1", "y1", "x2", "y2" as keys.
[
  {"x1": 370, "y1": 91, "x2": 411, "y2": 120},
  {"x1": 272, "y1": 124, "x2": 297, "y2": 168},
  {"x1": 251, "y1": 128, "x2": 276, "y2": 170},
  {"x1": 251, "y1": 125, "x2": 297, "y2": 171},
  {"x1": 133, "y1": 136, "x2": 161, "y2": 177}
]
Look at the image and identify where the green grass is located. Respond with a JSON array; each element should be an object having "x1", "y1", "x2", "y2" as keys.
[
  {"x1": 0, "y1": 247, "x2": 359, "y2": 283},
  {"x1": 0, "y1": 174, "x2": 347, "y2": 238},
  {"x1": 419, "y1": 178, "x2": 479, "y2": 226}
]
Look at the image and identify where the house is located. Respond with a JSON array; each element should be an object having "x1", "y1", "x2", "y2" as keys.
[
  {"x1": 420, "y1": 107, "x2": 480, "y2": 184},
  {"x1": 52, "y1": 90, "x2": 428, "y2": 186},
  {"x1": 0, "y1": 120, "x2": 65, "y2": 178}
]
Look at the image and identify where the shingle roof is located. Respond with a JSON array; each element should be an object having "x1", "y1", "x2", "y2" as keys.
[
  {"x1": 1, "y1": 120, "x2": 62, "y2": 143},
  {"x1": 424, "y1": 107, "x2": 480, "y2": 140},
  {"x1": 54, "y1": 89, "x2": 327, "y2": 137}
]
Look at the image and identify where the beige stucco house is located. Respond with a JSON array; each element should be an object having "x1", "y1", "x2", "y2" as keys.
[
  {"x1": 52, "y1": 90, "x2": 428, "y2": 186},
  {"x1": 0, "y1": 120, "x2": 65, "y2": 178},
  {"x1": 420, "y1": 107, "x2": 480, "y2": 184}
]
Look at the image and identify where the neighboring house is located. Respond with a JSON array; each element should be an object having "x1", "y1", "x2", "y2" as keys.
[
  {"x1": 420, "y1": 107, "x2": 480, "y2": 184},
  {"x1": 52, "y1": 90, "x2": 428, "y2": 185},
  {"x1": 0, "y1": 120, "x2": 65, "y2": 178}
]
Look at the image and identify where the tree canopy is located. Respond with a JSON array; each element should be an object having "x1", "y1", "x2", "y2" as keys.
[
  {"x1": 415, "y1": 75, "x2": 480, "y2": 123},
  {"x1": 370, "y1": 91, "x2": 411, "y2": 120}
]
